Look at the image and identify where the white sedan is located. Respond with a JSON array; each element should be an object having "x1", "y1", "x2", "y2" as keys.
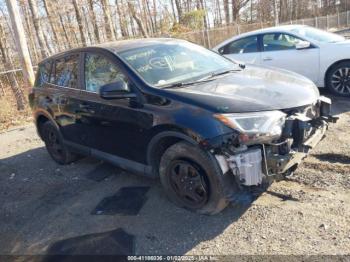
[{"x1": 213, "y1": 25, "x2": 350, "y2": 96}]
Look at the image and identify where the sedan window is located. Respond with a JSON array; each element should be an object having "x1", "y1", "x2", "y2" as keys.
[
  {"x1": 54, "y1": 54, "x2": 79, "y2": 88},
  {"x1": 263, "y1": 33, "x2": 301, "y2": 51},
  {"x1": 222, "y1": 36, "x2": 258, "y2": 54},
  {"x1": 84, "y1": 54, "x2": 128, "y2": 93}
]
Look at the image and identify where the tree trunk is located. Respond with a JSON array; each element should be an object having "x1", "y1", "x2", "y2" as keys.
[
  {"x1": 175, "y1": 0, "x2": 183, "y2": 21},
  {"x1": 82, "y1": 6, "x2": 94, "y2": 44},
  {"x1": 21, "y1": 2, "x2": 39, "y2": 64},
  {"x1": 5, "y1": 0, "x2": 35, "y2": 88},
  {"x1": 152, "y1": 0, "x2": 157, "y2": 31},
  {"x1": 273, "y1": 0, "x2": 279, "y2": 25},
  {"x1": 145, "y1": 0, "x2": 155, "y2": 34},
  {"x1": 42, "y1": 0, "x2": 61, "y2": 51},
  {"x1": 116, "y1": 0, "x2": 128, "y2": 37},
  {"x1": 128, "y1": 1, "x2": 149, "y2": 37},
  {"x1": 72, "y1": 0, "x2": 87, "y2": 46},
  {"x1": 28, "y1": 0, "x2": 48, "y2": 58},
  {"x1": 87, "y1": 0, "x2": 101, "y2": 43},
  {"x1": 224, "y1": 0, "x2": 230, "y2": 24},
  {"x1": 101, "y1": 0, "x2": 116, "y2": 41},
  {"x1": 58, "y1": 13, "x2": 72, "y2": 49},
  {"x1": 170, "y1": 0, "x2": 177, "y2": 22}
]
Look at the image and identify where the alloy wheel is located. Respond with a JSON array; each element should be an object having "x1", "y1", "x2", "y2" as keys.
[
  {"x1": 331, "y1": 67, "x2": 350, "y2": 95},
  {"x1": 168, "y1": 160, "x2": 209, "y2": 209}
]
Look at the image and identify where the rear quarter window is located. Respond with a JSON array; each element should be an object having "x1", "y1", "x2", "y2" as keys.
[{"x1": 35, "y1": 61, "x2": 52, "y2": 88}]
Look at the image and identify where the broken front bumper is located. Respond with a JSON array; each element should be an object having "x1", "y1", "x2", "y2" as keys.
[{"x1": 214, "y1": 96, "x2": 337, "y2": 187}]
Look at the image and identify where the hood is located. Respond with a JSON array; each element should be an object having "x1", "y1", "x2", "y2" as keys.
[{"x1": 168, "y1": 65, "x2": 320, "y2": 113}]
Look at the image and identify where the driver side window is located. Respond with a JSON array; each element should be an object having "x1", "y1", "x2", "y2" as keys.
[
  {"x1": 263, "y1": 33, "x2": 302, "y2": 51},
  {"x1": 84, "y1": 53, "x2": 128, "y2": 93}
]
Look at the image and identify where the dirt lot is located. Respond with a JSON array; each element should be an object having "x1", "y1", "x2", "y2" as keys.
[{"x1": 0, "y1": 93, "x2": 350, "y2": 257}]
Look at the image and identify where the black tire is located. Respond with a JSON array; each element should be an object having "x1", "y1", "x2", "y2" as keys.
[
  {"x1": 326, "y1": 62, "x2": 350, "y2": 97},
  {"x1": 159, "y1": 141, "x2": 228, "y2": 215},
  {"x1": 41, "y1": 121, "x2": 80, "y2": 165}
]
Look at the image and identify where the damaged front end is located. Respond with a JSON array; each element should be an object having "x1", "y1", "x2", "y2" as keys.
[{"x1": 207, "y1": 96, "x2": 337, "y2": 199}]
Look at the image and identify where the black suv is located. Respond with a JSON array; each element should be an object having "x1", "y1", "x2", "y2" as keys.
[{"x1": 29, "y1": 39, "x2": 336, "y2": 214}]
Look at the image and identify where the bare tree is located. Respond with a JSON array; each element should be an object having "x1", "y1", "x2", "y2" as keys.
[
  {"x1": 100, "y1": 0, "x2": 116, "y2": 41},
  {"x1": 116, "y1": 0, "x2": 128, "y2": 37},
  {"x1": 87, "y1": 0, "x2": 101, "y2": 43},
  {"x1": 128, "y1": 1, "x2": 149, "y2": 38},
  {"x1": 223, "y1": 0, "x2": 230, "y2": 24},
  {"x1": 28, "y1": 0, "x2": 49, "y2": 58},
  {"x1": 72, "y1": 0, "x2": 87, "y2": 46},
  {"x1": 42, "y1": 0, "x2": 61, "y2": 50},
  {"x1": 174, "y1": 0, "x2": 183, "y2": 21}
]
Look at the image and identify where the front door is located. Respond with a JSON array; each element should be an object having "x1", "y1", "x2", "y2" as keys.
[
  {"x1": 77, "y1": 51, "x2": 151, "y2": 164},
  {"x1": 260, "y1": 33, "x2": 320, "y2": 83}
]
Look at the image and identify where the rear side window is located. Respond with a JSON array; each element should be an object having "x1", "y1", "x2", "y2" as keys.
[
  {"x1": 35, "y1": 61, "x2": 51, "y2": 87},
  {"x1": 54, "y1": 54, "x2": 79, "y2": 88},
  {"x1": 222, "y1": 36, "x2": 258, "y2": 54}
]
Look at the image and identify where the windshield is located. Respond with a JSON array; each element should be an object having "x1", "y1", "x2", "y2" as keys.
[
  {"x1": 118, "y1": 41, "x2": 235, "y2": 87},
  {"x1": 291, "y1": 26, "x2": 345, "y2": 43}
]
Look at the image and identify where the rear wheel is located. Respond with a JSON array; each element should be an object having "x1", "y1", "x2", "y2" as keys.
[
  {"x1": 41, "y1": 121, "x2": 80, "y2": 165},
  {"x1": 326, "y1": 62, "x2": 350, "y2": 97},
  {"x1": 159, "y1": 141, "x2": 228, "y2": 215}
]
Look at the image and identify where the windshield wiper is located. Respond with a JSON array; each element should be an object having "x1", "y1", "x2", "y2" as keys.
[
  {"x1": 161, "y1": 64, "x2": 245, "y2": 89},
  {"x1": 161, "y1": 78, "x2": 216, "y2": 89},
  {"x1": 209, "y1": 67, "x2": 243, "y2": 78}
]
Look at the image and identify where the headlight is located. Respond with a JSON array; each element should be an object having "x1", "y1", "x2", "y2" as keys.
[{"x1": 214, "y1": 111, "x2": 286, "y2": 145}]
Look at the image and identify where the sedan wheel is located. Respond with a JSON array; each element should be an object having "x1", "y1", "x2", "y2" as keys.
[{"x1": 327, "y1": 63, "x2": 350, "y2": 96}]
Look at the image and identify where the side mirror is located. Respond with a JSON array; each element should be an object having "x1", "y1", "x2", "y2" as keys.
[
  {"x1": 99, "y1": 80, "x2": 136, "y2": 99},
  {"x1": 296, "y1": 41, "x2": 311, "y2": 50}
]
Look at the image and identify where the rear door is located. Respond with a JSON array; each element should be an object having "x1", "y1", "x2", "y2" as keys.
[
  {"x1": 219, "y1": 35, "x2": 261, "y2": 64},
  {"x1": 49, "y1": 53, "x2": 84, "y2": 144},
  {"x1": 260, "y1": 33, "x2": 320, "y2": 83}
]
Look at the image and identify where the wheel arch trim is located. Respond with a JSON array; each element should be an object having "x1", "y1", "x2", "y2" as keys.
[
  {"x1": 146, "y1": 131, "x2": 199, "y2": 167},
  {"x1": 34, "y1": 110, "x2": 59, "y2": 138}
]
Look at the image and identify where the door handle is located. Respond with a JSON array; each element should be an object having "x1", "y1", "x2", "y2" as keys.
[
  {"x1": 263, "y1": 57, "x2": 273, "y2": 61},
  {"x1": 78, "y1": 103, "x2": 95, "y2": 114},
  {"x1": 79, "y1": 103, "x2": 91, "y2": 109}
]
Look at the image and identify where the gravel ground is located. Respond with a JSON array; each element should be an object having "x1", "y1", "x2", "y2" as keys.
[{"x1": 0, "y1": 93, "x2": 349, "y2": 256}]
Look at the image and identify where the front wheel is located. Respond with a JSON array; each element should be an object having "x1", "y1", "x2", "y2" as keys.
[
  {"x1": 159, "y1": 141, "x2": 228, "y2": 215},
  {"x1": 326, "y1": 62, "x2": 350, "y2": 96}
]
